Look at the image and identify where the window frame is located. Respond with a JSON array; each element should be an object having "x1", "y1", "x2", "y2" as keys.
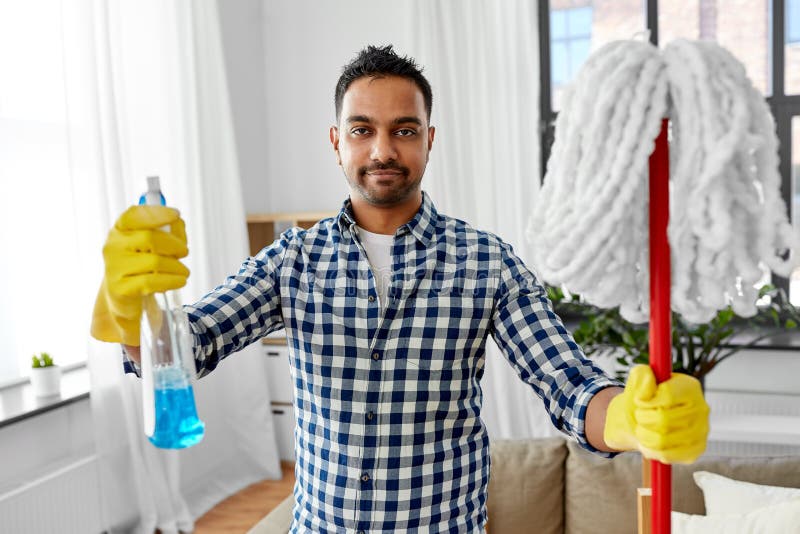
[{"x1": 539, "y1": 0, "x2": 800, "y2": 296}]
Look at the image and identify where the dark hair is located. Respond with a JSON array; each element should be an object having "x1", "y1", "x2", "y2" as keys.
[{"x1": 334, "y1": 44, "x2": 433, "y2": 122}]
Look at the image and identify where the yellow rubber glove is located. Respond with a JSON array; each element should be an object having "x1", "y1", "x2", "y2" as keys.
[
  {"x1": 604, "y1": 365, "x2": 709, "y2": 464},
  {"x1": 91, "y1": 205, "x2": 189, "y2": 346}
]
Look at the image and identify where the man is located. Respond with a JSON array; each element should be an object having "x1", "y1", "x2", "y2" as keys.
[{"x1": 92, "y1": 45, "x2": 708, "y2": 533}]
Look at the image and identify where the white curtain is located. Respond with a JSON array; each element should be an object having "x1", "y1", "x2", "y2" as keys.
[
  {"x1": 62, "y1": 1, "x2": 281, "y2": 531},
  {"x1": 407, "y1": 1, "x2": 561, "y2": 440}
]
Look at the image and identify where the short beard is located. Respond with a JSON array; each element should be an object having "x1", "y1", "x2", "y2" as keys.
[{"x1": 346, "y1": 163, "x2": 421, "y2": 206}]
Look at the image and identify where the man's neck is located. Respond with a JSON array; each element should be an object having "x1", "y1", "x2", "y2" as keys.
[{"x1": 349, "y1": 191, "x2": 423, "y2": 235}]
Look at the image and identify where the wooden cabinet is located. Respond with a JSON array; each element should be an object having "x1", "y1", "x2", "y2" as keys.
[{"x1": 246, "y1": 211, "x2": 337, "y2": 256}]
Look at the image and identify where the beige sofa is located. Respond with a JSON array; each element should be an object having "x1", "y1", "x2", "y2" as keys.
[{"x1": 249, "y1": 437, "x2": 800, "y2": 533}]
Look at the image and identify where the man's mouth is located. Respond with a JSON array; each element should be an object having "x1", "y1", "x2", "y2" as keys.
[
  {"x1": 367, "y1": 170, "x2": 403, "y2": 177},
  {"x1": 360, "y1": 164, "x2": 409, "y2": 181}
]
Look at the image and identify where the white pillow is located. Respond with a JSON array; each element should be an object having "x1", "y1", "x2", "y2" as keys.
[
  {"x1": 672, "y1": 497, "x2": 800, "y2": 534},
  {"x1": 693, "y1": 470, "x2": 800, "y2": 515}
]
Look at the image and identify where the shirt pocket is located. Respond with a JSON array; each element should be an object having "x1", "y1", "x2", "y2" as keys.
[
  {"x1": 304, "y1": 270, "x2": 358, "y2": 327},
  {"x1": 397, "y1": 266, "x2": 493, "y2": 374}
]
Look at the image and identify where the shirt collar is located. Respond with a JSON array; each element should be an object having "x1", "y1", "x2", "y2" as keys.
[{"x1": 337, "y1": 191, "x2": 438, "y2": 247}]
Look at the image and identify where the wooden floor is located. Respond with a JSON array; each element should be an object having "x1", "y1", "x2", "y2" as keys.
[{"x1": 195, "y1": 461, "x2": 295, "y2": 533}]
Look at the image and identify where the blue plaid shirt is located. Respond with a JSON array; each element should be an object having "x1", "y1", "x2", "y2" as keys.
[{"x1": 128, "y1": 192, "x2": 620, "y2": 533}]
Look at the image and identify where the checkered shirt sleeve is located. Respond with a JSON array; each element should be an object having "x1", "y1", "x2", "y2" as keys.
[
  {"x1": 183, "y1": 230, "x2": 290, "y2": 378},
  {"x1": 490, "y1": 239, "x2": 623, "y2": 455}
]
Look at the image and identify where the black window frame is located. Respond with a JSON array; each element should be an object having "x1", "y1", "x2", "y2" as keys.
[{"x1": 539, "y1": 0, "x2": 800, "y2": 296}]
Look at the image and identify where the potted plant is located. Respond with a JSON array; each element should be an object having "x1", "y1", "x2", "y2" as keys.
[
  {"x1": 30, "y1": 352, "x2": 61, "y2": 397},
  {"x1": 548, "y1": 284, "x2": 800, "y2": 386}
]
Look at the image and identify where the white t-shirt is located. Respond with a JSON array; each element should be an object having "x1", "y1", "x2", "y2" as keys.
[{"x1": 356, "y1": 225, "x2": 394, "y2": 308}]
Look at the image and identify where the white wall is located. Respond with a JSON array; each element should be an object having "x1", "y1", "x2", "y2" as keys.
[
  {"x1": 221, "y1": 0, "x2": 420, "y2": 214},
  {"x1": 217, "y1": 0, "x2": 271, "y2": 215}
]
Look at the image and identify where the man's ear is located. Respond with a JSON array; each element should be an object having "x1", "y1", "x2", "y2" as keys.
[
  {"x1": 330, "y1": 126, "x2": 341, "y2": 165},
  {"x1": 427, "y1": 126, "x2": 435, "y2": 151}
]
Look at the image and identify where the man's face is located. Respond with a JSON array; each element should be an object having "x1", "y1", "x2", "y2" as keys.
[{"x1": 330, "y1": 75, "x2": 435, "y2": 207}]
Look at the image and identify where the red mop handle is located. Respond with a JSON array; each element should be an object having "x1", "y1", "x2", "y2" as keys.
[{"x1": 649, "y1": 118, "x2": 672, "y2": 534}]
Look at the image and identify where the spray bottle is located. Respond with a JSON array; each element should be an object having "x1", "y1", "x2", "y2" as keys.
[{"x1": 139, "y1": 176, "x2": 205, "y2": 448}]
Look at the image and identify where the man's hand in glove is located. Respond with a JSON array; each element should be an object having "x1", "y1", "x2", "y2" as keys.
[
  {"x1": 91, "y1": 205, "x2": 189, "y2": 346},
  {"x1": 603, "y1": 365, "x2": 709, "y2": 464}
]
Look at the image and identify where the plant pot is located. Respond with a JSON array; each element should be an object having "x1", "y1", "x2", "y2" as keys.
[{"x1": 30, "y1": 366, "x2": 61, "y2": 397}]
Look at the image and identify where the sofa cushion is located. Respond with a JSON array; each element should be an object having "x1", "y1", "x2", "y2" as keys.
[
  {"x1": 694, "y1": 470, "x2": 800, "y2": 516},
  {"x1": 565, "y1": 440, "x2": 800, "y2": 534},
  {"x1": 487, "y1": 437, "x2": 567, "y2": 534},
  {"x1": 671, "y1": 498, "x2": 800, "y2": 534},
  {"x1": 564, "y1": 441, "x2": 642, "y2": 534}
]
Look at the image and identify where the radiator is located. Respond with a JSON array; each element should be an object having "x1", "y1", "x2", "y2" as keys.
[
  {"x1": 0, "y1": 455, "x2": 103, "y2": 534},
  {"x1": 705, "y1": 390, "x2": 800, "y2": 457},
  {"x1": 706, "y1": 390, "x2": 800, "y2": 417}
]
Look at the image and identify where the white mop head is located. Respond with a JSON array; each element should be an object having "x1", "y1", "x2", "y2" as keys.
[{"x1": 528, "y1": 39, "x2": 798, "y2": 324}]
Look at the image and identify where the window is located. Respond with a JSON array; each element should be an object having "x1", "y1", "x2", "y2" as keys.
[
  {"x1": 0, "y1": 1, "x2": 89, "y2": 384},
  {"x1": 550, "y1": 7, "x2": 593, "y2": 107},
  {"x1": 786, "y1": 0, "x2": 800, "y2": 94},
  {"x1": 660, "y1": 0, "x2": 770, "y2": 95},
  {"x1": 541, "y1": 0, "x2": 800, "y2": 306},
  {"x1": 547, "y1": 1, "x2": 646, "y2": 111},
  {"x1": 789, "y1": 0, "x2": 800, "y2": 43}
]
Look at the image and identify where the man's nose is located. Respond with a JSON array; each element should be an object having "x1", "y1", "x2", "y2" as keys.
[{"x1": 370, "y1": 132, "x2": 398, "y2": 162}]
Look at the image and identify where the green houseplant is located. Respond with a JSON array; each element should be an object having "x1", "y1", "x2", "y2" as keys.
[
  {"x1": 548, "y1": 284, "x2": 800, "y2": 384},
  {"x1": 30, "y1": 351, "x2": 61, "y2": 397},
  {"x1": 31, "y1": 352, "x2": 54, "y2": 369}
]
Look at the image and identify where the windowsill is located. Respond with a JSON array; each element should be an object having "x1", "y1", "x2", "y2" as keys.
[
  {"x1": 560, "y1": 317, "x2": 800, "y2": 352},
  {"x1": 0, "y1": 364, "x2": 91, "y2": 429},
  {"x1": 722, "y1": 327, "x2": 800, "y2": 351}
]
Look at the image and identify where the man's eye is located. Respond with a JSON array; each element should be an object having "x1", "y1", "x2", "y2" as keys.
[
  {"x1": 350, "y1": 127, "x2": 370, "y2": 135},
  {"x1": 395, "y1": 129, "x2": 417, "y2": 137}
]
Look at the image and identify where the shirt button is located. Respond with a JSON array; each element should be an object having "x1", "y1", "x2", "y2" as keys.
[
  {"x1": 372, "y1": 352, "x2": 380, "y2": 361},
  {"x1": 361, "y1": 473, "x2": 370, "y2": 482},
  {"x1": 368, "y1": 295, "x2": 375, "y2": 302},
  {"x1": 366, "y1": 411, "x2": 374, "y2": 421}
]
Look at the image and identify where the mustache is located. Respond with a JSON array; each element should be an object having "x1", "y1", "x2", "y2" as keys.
[{"x1": 359, "y1": 162, "x2": 409, "y2": 175}]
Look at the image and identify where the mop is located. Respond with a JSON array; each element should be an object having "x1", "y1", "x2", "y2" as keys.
[{"x1": 527, "y1": 39, "x2": 798, "y2": 533}]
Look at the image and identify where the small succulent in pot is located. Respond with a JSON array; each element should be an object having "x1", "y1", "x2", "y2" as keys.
[{"x1": 30, "y1": 352, "x2": 61, "y2": 397}]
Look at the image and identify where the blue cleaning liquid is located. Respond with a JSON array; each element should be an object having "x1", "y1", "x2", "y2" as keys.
[{"x1": 148, "y1": 366, "x2": 205, "y2": 449}]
